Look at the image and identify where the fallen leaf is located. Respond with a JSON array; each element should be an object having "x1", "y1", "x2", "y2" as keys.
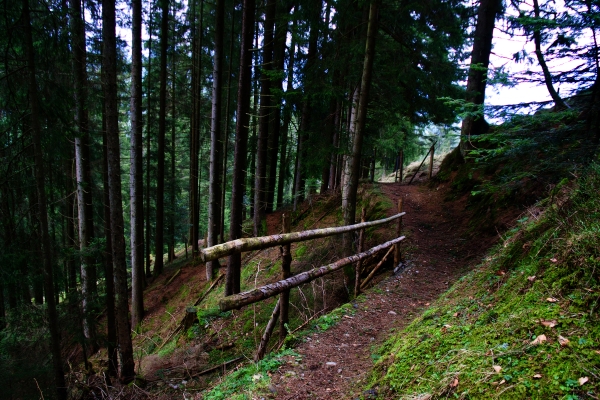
[
  {"x1": 453, "y1": 312, "x2": 459, "y2": 317},
  {"x1": 540, "y1": 320, "x2": 557, "y2": 328},
  {"x1": 550, "y1": 258, "x2": 558, "y2": 263},
  {"x1": 579, "y1": 377, "x2": 589, "y2": 386},
  {"x1": 499, "y1": 379, "x2": 506, "y2": 385},
  {"x1": 493, "y1": 365, "x2": 502, "y2": 373},
  {"x1": 533, "y1": 374, "x2": 542, "y2": 379},
  {"x1": 558, "y1": 336, "x2": 570, "y2": 346},
  {"x1": 546, "y1": 297, "x2": 558, "y2": 303},
  {"x1": 531, "y1": 334, "x2": 547, "y2": 345},
  {"x1": 425, "y1": 303, "x2": 430, "y2": 306},
  {"x1": 450, "y1": 378, "x2": 459, "y2": 387},
  {"x1": 527, "y1": 276, "x2": 536, "y2": 282}
]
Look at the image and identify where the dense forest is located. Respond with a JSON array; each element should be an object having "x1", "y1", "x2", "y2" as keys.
[{"x1": 1, "y1": 0, "x2": 599, "y2": 397}]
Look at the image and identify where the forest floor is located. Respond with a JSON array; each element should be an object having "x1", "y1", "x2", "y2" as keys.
[{"x1": 265, "y1": 178, "x2": 502, "y2": 399}]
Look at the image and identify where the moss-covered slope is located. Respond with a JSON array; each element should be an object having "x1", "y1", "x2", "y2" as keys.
[{"x1": 369, "y1": 164, "x2": 600, "y2": 399}]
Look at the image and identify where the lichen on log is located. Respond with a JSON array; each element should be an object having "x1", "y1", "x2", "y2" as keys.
[{"x1": 202, "y1": 212, "x2": 406, "y2": 262}]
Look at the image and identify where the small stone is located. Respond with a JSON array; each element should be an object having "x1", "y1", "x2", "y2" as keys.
[
  {"x1": 326, "y1": 362, "x2": 337, "y2": 367},
  {"x1": 388, "y1": 311, "x2": 397, "y2": 315},
  {"x1": 337, "y1": 368, "x2": 342, "y2": 373}
]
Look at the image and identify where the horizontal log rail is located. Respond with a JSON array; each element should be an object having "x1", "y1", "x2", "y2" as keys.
[
  {"x1": 219, "y1": 236, "x2": 405, "y2": 312},
  {"x1": 201, "y1": 211, "x2": 406, "y2": 262}
]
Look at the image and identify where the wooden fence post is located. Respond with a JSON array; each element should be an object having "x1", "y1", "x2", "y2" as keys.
[
  {"x1": 394, "y1": 199, "x2": 403, "y2": 266},
  {"x1": 355, "y1": 208, "x2": 366, "y2": 297},
  {"x1": 255, "y1": 299, "x2": 280, "y2": 361},
  {"x1": 399, "y1": 149, "x2": 404, "y2": 182},
  {"x1": 428, "y1": 144, "x2": 435, "y2": 180},
  {"x1": 279, "y1": 214, "x2": 292, "y2": 341}
]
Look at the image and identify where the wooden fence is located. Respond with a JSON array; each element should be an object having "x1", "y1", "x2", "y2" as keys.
[{"x1": 201, "y1": 200, "x2": 405, "y2": 360}]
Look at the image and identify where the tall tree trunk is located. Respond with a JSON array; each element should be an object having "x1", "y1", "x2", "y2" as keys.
[
  {"x1": 22, "y1": 0, "x2": 66, "y2": 397},
  {"x1": 102, "y1": 115, "x2": 118, "y2": 377},
  {"x1": 226, "y1": 0, "x2": 255, "y2": 296},
  {"x1": 460, "y1": 0, "x2": 501, "y2": 146},
  {"x1": 266, "y1": 2, "x2": 291, "y2": 213},
  {"x1": 207, "y1": 0, "x2": 225, "y2": 280},
  {"x1": 254, "y1": 0, "x2": 276, "y2": 236},
  {"x1": 103, "y1": 0, "x2": 135, "y2": 382},
  {"x1": 343, "y1": 1, "x2": 378, "y2": 255},
  {"x1": 71, "y1": 0, "x2": 98, "y2": 354},
  {"x1": 154, "y1": 0, "x2": 169, "y2": 276},
  {"x1": 276, "y1": 29, "x2": 296, "y2": 210},
  {"x1": 169, "y1": 30, "x2": 176, "y2": 262},
  {"x1": 190, "y1": 0, "x2": 204, "y2": 257},
  {"x1": 294, "y1": 3, "x2": 320, "y2": 210},
  {"x1": 220, "y1": 7, "x2": 235, "y2": 244},
  {"x1": 145, "y1": 3, "x2": 154, "y2": 278},
  {"x1": 130, "y1": 0, "x2": 145, "y2": 329},
  {"x1": 532, "y1": 0, "x2": 567, "y2": 110}
]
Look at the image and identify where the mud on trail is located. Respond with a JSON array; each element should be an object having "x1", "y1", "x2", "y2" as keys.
[{"x1": 268, "y1": 181, "x2": 499, "y2": 399}]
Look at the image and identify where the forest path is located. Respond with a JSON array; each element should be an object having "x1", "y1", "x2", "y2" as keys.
[{"x1": 269, "y1": 180, "x2": 496, "y2": 399}]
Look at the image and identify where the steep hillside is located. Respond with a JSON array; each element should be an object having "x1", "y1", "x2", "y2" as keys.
[{"x1": 368, "y1": 163, "x2": 600, "y2": 399}]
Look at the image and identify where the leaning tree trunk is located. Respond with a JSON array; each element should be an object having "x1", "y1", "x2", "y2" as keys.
[
  {"x1": 226, "y1": 0, "x2": 255, "y2": 295},
  {"x1": 103, "y1": 0, "x2": 135, "y2": 382},
  {"x1": 23, "y1": 0, "x2": 66, "y2": 397},
  {"x1": 154, "y1": 0, "x2": 169, "y2": 276},
  {"x1": 343, "y1": 0, "x2": 378, "y2": 255},
  {"x1": 532, "y1": 0, "x2": 568, "y2": 110},
  {"x1": 207, "y1": 0, "x2": 225, "y2": 280}
]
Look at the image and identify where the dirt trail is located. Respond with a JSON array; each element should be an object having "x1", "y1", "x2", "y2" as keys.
[{"x1": 269, "y1": 181, "x2": 497, "y2": 399}]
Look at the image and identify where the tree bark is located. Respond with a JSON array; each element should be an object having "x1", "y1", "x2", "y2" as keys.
[
  {"x1": 102, "y1": 115, "x2": 118, "y2": 377},
  {"x1": 343, "y1": 0, "x2": 378, "y2": 255},
  {"x1": 190, "y1": 0, "x2": 204, "y2": 257},
  {"x1": 276, "y1": 24, "x2": 296, "y2": 210},
  {"x1": 23, "y1": 0, "x2": 66, "y2": 396},
  {"x1": 145, "y1": 3, "x2": 154, "y2": 278},
  {"x1": 227, "y1": 0, "x2": 255, "y2": 295},
  {"x1": 154, "y1": 0, "x2": 169, "y2": 276},
  {"x1": 220, "y1": 7, "x2": 236, "y2": 244},
  {"x1": 207, "y1": 0, "x2": 226, "y2": 280},
  {"x1": 130, "y1": 0, "x2": 145, "y2": 329},
  {"x1": 70, "y1": 0, "x2": 98, "y2": 353},
  {"x1": 254, "y1": 0, "x2": 276, "y2": 236},
  {"x1": 460, "y1": 0, "x2": 502, "y2": 145},
  {"x1": 532, "y1": 0, "x2": 568, "y2": 110},
  {"x1": 103, "y1": 0, "x2": 135, "y2": 382}
]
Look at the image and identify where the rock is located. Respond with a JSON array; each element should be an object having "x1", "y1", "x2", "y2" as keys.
[
  {"x1": 326, "y1": 362, "x2": 337, "y2": 367},
  {"x1": 388, "y1": 311, "x2": 397, "y2": 315}
]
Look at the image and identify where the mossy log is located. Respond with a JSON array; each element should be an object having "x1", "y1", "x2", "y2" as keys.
[
  {"x1": 202, "y1": 212, "x2": 406, "y2": 262},
  {"x1": 219, "y1": 236, "x2": 405, "y2": 311}
]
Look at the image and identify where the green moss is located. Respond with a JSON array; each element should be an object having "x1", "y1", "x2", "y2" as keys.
[
  {"x1": 368, "y1": 164, "x2": 600, "y2": 399},
  {"x1": 203, "y1": 349, "x2": 300, "y2": 400}
]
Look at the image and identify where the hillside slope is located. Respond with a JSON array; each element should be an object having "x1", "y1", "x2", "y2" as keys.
[{"x1": 368, "y1": 164, "x2": 600, "y2": 399}]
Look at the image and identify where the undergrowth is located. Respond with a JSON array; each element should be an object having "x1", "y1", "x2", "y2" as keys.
[
  {"x1": 368, "y1": 163, "x2": 600, "y2": 399},
  {"x1": 203, "y1": 349, "x2": 300, "y2": 399}
]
